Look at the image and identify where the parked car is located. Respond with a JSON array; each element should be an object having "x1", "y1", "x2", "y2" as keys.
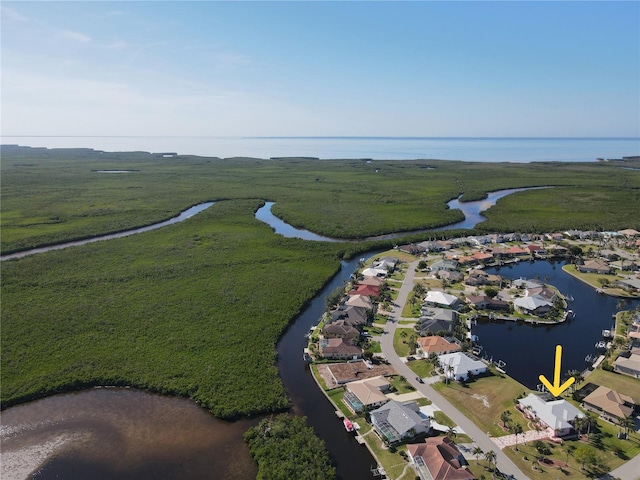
[{"x1": 416, "y1": 376, "x2": 424, "y2": 383}]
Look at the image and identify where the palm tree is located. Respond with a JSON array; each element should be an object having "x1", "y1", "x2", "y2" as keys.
[
  {"x1": 510, "y1": 422, "x2": 523, "y2": 451},
  {"x1": 484, "y1": 450, "x2": 497, "y2": 479},
  {"x1": 573, "y1": 415, "x2": 585, "y2": 436},
  {"x1": 619, "y1": 415, "x2": 635, "y2": 439},
  {"x1": 584, "y1": 412, "x2": 598, "y2": 439},
  {"x1": 445, "y1": 364, "x2": 455, "y2": 384},
  {"x1": 447, "y1": 426, "x2": 457, "y2": 439},
  {"x1": 500, "y1": 411, "x2": 511, "y2": 428},
  {"x1": 472, "y1": 446, "x2": 484, "y2": 465}
]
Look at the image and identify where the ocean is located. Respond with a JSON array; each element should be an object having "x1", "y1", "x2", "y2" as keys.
[{"x1": 1, "y1": 136, "x2": 638, "y2": 163}]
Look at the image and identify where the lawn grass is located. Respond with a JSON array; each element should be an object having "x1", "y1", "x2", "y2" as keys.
[
  {"x1": 583, "y1": 368, "x2": 640, "y2": 403},
  {"x1": 432, "y1": 371, "x2": 531, "y2": 437},
  {"x1": 433, "y1": 410, "x2": 456, "y2": 428},
  {"x1": 389, "y1": 375, "x2": 416, "y2": 394},
  {"x1": 393, "y1": 328, "x2": 416, "y2": 357},
  {"x1": 407, "y1": 359, "x2": 436, "y2": 378}
]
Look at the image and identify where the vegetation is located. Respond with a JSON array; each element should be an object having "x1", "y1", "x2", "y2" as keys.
[
  {"x1": 2, "y1": 147, "x2": 640, "y2": 423},
  {"x1": 244, "y1": 414, "x2": 336, "y2": 480},
  {"x1": 1, "y1": 199, "x2": 358, "y2": 417},
  {"x1": 433, "y1": 371, "x2": 530, "y2": 437}
]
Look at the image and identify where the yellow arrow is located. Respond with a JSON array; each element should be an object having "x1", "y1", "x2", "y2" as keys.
[{"x1": 539, "y1": 344, "x2": 575, "y2": 397}]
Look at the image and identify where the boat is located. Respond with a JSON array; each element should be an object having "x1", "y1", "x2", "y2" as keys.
[
  {"x1": 602, "y1": 329, "x2": 613, "y2": 338},
  {"x1": 343, "y1": 418, "x2": 355, "y2": 432},
  {"x1": 595, "y1": 341, "x2": 607, "y2": 350},
  {"x1": 585, "y1": 354, "x2": 594, "y2": 363}
]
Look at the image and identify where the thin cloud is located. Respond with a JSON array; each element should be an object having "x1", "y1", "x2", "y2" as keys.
[
  {"x1": 213, "y1": 52, "x2": 250, "y2": 67},
  {"x1": 1, "y1": 6, "x2": 28, "y2": 22},
  {"x1": 59, "y1": 29, "x2": 92, "y2": 43}
]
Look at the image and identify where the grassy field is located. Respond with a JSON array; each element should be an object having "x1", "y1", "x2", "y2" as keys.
[
  {"x1": 432, "y1": 371, "x2": 531, "y2": 437},
  {"x1": 3, "y1": 146, "x2": 640, "y2": 421}
]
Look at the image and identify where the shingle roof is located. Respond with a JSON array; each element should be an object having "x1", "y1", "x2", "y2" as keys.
[{"x1": 583, "y1": 386, "x2": 634, "y2": 419}]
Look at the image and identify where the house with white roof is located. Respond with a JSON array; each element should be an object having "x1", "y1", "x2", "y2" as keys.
[
  {"x1": 513, "y1": 295, "x2": 553, "y2": 316},
  {"x1": 518, "y1": 393, "x2": 584, "y2": 437},
  {"x1": 423, "y1": 291, "x2": 463, "y2": 310},
  {"x1": 437, "y1": 352, "x2": 488, "y2": 382}
]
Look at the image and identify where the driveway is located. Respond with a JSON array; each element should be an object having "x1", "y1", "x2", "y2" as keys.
[{"x1": 379, "y1": 258, "x2": 530, "y2": 480}]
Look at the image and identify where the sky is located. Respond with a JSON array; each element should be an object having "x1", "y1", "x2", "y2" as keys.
[{"x1": 2, "y1": 1, "x2": 639, "y2": 138}]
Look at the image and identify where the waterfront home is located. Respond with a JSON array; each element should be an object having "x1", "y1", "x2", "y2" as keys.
[
  {"x1": 407, "y1": 436, "x2": 475, "y2": 480},
  {"x1": 576, "y1": 259, "x2": 611, "y2": 274},
  {"x1": 323, "y1": 360, "x2": 396, "y2": 385},
  {"x1": 369, "y1": 400, "x2": 431, "y2": 445},
  {"x1": 513, "y1": 295, "x2": 553, "y2": 316},
  {"x1": 348, "y1": 283, "x2": 380, "y2": 298},
  {"x1": 526, "y1": 244, "x2": 546, "y2": 256},
  {"x1": 614, "y1": 277, "x2": 640, "y2": 293},
  {"x1": 582, "y1": 386, "x2": 634, "y2": 423},
  {"x1": 372, "y1": 257, "x2": 399, "y2": 272},
  {"x1": 526, "y1": 285, "x2": 557, "y2": 303},
  {"x1": 464, "y1": 269, "x2": 502, "y2": 286},
  {"x1": 319, "y1": 338, "x2": 363, "y2": 360},
  {"x1": 322, "y1": 320, "x2": 361, "y2": 340},
  {"x1": 424, "y1": 291, "x2": 463, "y2": 310},
  {"x1": 614, "y1": 348, "x2": 640, "y2": 378},
  {"x1": 345, "y1": 294, "x2": 374, "y2": 311},
  {"x1": 331, "y1": 305, "x2": 369, "y2": 327},
  {"x1": 466, "y1": 294, "x2": 510, "y2": 311},
  {"x1": 361, "y1": 266, "x2": 388, "y2": 277},
  {"x1": 506, "y1": 245, "x2": 530, "y2": 257},
  {"x1": 437, "y1": 352, "x2": 488, "y2": 382},
  {"x1": 397, "y1": 243, "x2": 427, "y2": 256},
  {"x1": 518, "y1": 393, "x2": 584, "y2": 438},
  {"x1": 343, "y1": 376, "x2": 390, "y2": 413},
  {"x1": 416, "y1": 309, "x2": 457, "y2": 336},
  {"x1": 417, "y1": 336, "x2": 461, "y2": 356},
  {"x1": 626, "y1": 317, "x2": 640, "y2": 348},
  {"x1": 359, "y1": 275, "x2": 385, "y2": 287},
  {"x1": 471, "y1": 251, "x2": 494, "y2": 263}
]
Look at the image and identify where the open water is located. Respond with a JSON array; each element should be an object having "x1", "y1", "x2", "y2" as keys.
[{"x1": 2, "y1": 136, "x2": 638, "y2": 162}]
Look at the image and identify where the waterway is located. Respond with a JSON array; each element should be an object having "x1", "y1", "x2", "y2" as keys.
[
  {"x1": 0, "y1": 202, "x2": 215, "y2": 261},
  {"x1": 472, "y1": 260, "x2": 640, "y2": 390},
  {"x1": 0, "y1": 186, "x2": 611, "y2": 479}
]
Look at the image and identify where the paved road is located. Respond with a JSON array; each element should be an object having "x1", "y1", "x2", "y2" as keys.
[{"x1": 379, "y1": 259, "x2": 529, "y2": 480}]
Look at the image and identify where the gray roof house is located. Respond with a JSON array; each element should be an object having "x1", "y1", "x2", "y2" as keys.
[
  {"x1": 370, "y1": 400, "x2": 431, "y2": 444},
  {"x1": 417, "y1": 308, "x2": 458, "y2": 335}
]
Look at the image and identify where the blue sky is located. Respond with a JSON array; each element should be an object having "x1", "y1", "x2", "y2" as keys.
[{"x1": 2, "y1": 1, "x2": 639, "y2": 137}]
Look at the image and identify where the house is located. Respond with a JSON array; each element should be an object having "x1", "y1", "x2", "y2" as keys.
[
  {"x1": 437, "y1": 352, "x2": 488, "y2": 382},
  {"x1": 319, "y1": 338, "x2": 363, "y2": 360},
  {"x1": 626, "y1": 317, "x2": 640, "y2": 348},
  {"x1": 436, "y1": 270, "x2": 464, "y2": 283},
  {"x1": 618, "y1": 228, "x2": 640, "y2": 237},
  {"x1": 417, "y1": 308, "x2": 458, "y2": 336},
  {"x1": 526, "y1": 244, "x2": 546, "y2": 256},
  {"x1": 430, "y1": 260, "x2": 459, "y2": 272},
  {"x1": 576, "y1": 259, "x2": 611, "y2": 274},
  {"x1": 582, "y1": 386, "x2": 634, "y2": 423},
  {"x1": 507, "y1": 245, "x2": 529, "y2": 256},
  {"x1": 614, "y1": 277, "x2": 640, "y2": 293},
  {"x1": 348, "y1": 284, "x2": 380, "y2": 298},
  {"x1": 526, "y1": 285, "x2": 557, "y2": 303},
  {"x1": 322, "y1": 320, "x2": 361, "y2": 340},
  {"x1": 372, "y1": 257, "x2": 399, "y2": 272},
  {"x1": 417, "y1": 336, "x2": 461, "y2": 356},
  {"x1": 343, "y1": 376, "x2": 390, "y2": 413},
  {"x1": 614, "y1": 349, "x2": 640, "y2": 378},
  {"x1": 332, "y1": 305, "x2": 369, "y2": 327},
  {"x1": 424, "y1": 291, "x2": 463, "y2": 310},
  {"x1": 471, "y1": 251, "x2": 493, "y2": 263},
  {"x1": 345, "y1": 294, "x2": 374, "y2": 311},
  {"x1": 361, "y1": 266, "x2": 388, "y2": 277},
  {"x1": 407, "y1": 436, "x2": 475, "y2": 480},
  {"x1": 466, "y1": 294, "x2": 510, "y2": 311},
  {"x1": 370, "y1": 400, "x2": 431, "y2": 444},
  {"x1": 397, "y1": 243, "x2": 427, "y2": 256},
  {"x1": 513, "y1": 295, "x2": 553, "y2": 316},
  {"x1": 464, "y1": 269, "x2": 502, "y2": 286},
  {"x1": 518, "y1": 393, "x2": 584, "y2": 437},
  {"x1": 359, "y1": 275, "x2": 385, "y2": 287}
]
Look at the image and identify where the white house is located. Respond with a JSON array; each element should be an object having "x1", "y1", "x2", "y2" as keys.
[
  {"x1": 423, "y1": 291, "x2": 463, "y2": 310},
  {"x1": 437, "y1": 352, "x2": 488, "y2": 382},
  {"x1": 518, "y1": 393, "x2": 584, "y2": 437}
]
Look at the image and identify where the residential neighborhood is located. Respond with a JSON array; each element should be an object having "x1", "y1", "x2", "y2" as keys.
[{"x1": 307, "y1": 228, "x2": 640, "y2": 480}]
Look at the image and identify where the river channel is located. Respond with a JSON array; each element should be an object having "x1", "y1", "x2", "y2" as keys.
[{"x1": 2, "y1": 187, "x2": 561, "y2": 479}]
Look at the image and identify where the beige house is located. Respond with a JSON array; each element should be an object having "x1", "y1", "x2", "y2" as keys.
[
  {"x1": 417, "y1": 336, "x2": 461, "y2": 356},
  {"x1": 343, "y1": 376, "x2": 390, "y2": 413},
  {"x1": 582, "y1": 386, "x2": 634, "y2": 423}
]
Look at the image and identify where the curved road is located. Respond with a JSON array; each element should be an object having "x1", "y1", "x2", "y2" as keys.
[{"x1": 379, "y1": 259, "x2": 529, "y2": 480}]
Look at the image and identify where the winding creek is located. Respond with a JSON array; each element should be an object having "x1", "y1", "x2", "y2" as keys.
[{"x1": 5, "y1": 186, "x2": 626, "y2": 480}]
